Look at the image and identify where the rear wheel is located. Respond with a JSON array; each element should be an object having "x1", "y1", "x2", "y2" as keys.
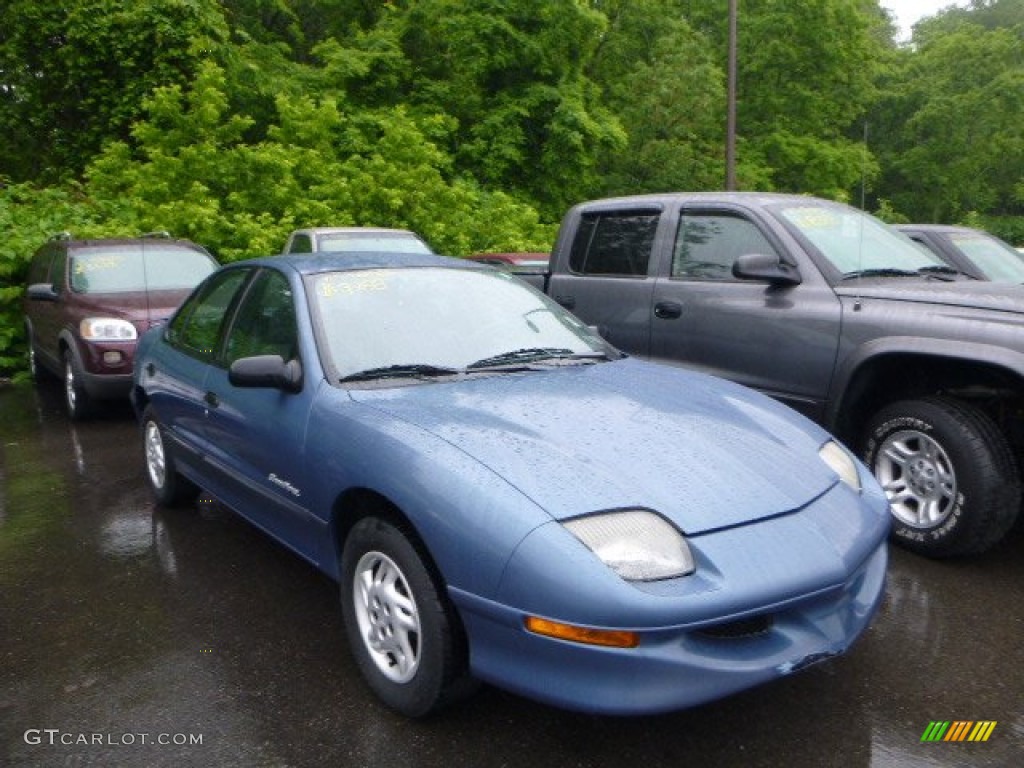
[
  {"x1": 142, "y1": 407, "x2": 198, "y2": 507},
  {"x1": 341, "y1": 517, "x2": 474, "y2": 717},
  {"x1": 863, "y1": 397, "x2": 1020, "y2": 556}
]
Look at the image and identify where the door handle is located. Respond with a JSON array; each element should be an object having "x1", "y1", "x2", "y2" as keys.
[
  {"x1": 554, "y1": 294, "x2": 576, "y2": 309},
  {"x1": 204, "y1": 391, "x2": 220, "y2": 408},
  {"x1": 654, "y1": 301, "x2": 683, "y2": 319}
]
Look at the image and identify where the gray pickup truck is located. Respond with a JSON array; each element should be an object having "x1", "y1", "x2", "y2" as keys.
[{"x1": 522, "y1": 192, "x2": 1024, "y2": 557}]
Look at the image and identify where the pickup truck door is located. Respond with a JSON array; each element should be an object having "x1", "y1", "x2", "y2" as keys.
[
  {"x1": 545, "y1": 208, "x2": 661, "y2": 353},
  {"x1": 648, "y1": 207, "x2": 842, "y2": 422}
]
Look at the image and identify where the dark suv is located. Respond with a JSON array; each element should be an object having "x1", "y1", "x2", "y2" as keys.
[{"x1": 23, "y1": 232, "x2": 218, "y2": 418}]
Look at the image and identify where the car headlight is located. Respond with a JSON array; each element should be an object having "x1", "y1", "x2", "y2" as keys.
[
  {"x1": 80, "y1": 317, "x2": 137, "y2": 341},
  {"x1": 819, "y1": 440, "x2": 861, "y2": 493},
  {"x1": 563, "y1": 509, "x2": 695, "y2": 581}
]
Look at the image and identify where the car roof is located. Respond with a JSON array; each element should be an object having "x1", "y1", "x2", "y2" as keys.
[
  {"x1": 242, "y1": 250, "x2": 485, "y2": 276},
  {"x1": 293, "y1": 227, "x2": 422, "y2": 237},
  {"x1": 571, "y1": 191, "x2": 843, "y2": 211},
  {"x1": 893, "y1": 224, "x2": 978, "y2": 235}
]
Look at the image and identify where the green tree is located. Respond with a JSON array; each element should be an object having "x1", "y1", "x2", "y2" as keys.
[
  {"x1": 870, "y1": 23, "x2": 1024, "y2": 221},
  {"x1": 0, "y1": 0, "x2": 229, "y2": 183}
]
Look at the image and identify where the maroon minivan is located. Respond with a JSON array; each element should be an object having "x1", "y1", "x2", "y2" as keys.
[{"x1": 23, "y1": 232, "x2": 218, "y2": 419}]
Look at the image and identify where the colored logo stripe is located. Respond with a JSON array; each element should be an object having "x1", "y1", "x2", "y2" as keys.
[{"x1": 921, "y1": 721, "x2": 997, "y2": 742}]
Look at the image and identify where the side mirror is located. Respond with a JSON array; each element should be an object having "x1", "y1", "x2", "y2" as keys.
[
  {"x1": 732, "y1": 253, "x2": 802, "y2": 286},
  {"x1": 27, "y1": 283, "x2": 59, "y2": 301},
  {"x1": 229, "y1": 355, "x2": 303, "y2": 393}
]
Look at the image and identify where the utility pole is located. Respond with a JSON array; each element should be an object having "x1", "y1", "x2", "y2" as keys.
[{"x1": 726, "y1": 0, "x2": 737, "y2": 190}]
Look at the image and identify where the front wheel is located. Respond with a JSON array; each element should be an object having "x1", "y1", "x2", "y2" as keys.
[
  {"x1": 863, "y1": 397, "x2": 1020, "y2": 557},
  {"x1": 63, "y1": 349, "x2": 94, "y2": 420},
  {"x1": 341, "y1": 517, "x2": 474, "y2": 717}
]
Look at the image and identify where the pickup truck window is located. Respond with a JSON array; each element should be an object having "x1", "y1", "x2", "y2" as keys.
[
  {"x1": 569, "y1": 212, "x2": 658, "y2": 277},
  {"x1": 672, "y1": 213, "x2": 778, "y2": 280}
]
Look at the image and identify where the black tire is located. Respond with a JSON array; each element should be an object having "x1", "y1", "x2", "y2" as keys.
[
  {"x1": 862, "y1": 397, "x2": 1020, "y2": 557},
  {"x1": 141, "y1": 406, "x2": 198, "y2": 507},
  {"x1": 62, "y1": 348, "x2": 94, "y2": 420},
  {"x1": 340, "y1": 517, "x2": 474, "y2": 717}
]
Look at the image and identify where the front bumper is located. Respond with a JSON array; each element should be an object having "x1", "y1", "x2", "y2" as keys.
[{"x1": 450, "y1": 536, "x2": 887, "y2": 715}]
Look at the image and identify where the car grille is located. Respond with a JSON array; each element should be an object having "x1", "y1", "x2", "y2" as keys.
[{"x1": 694, "y1": 614, "x2": 773, "y2": 639}]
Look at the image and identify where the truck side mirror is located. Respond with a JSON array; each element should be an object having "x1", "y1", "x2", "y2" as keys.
[{"x1": 732, "y1": 253, "x2": 802, "y2": 286}]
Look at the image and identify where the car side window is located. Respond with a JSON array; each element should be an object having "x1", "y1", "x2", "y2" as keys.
[
  {"x1": 167, "y1": 269, "x2": 251, "y2": 359},
  {"x1": 224, "y1": 270, "x2": 298, "y2": 365},
  {"x1": 289, "y1": 234, "x2": 313, "y2": 253},
  {"x1": 568, "y1": 212, "x2": 658, "y2": 277},
  {"x1": 672, "y1": 213, "x2": 778, "y2": 280}
]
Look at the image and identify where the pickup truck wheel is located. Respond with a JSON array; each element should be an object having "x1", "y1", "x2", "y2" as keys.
[
  {"x1": 142, "y1": 407, "x2": 198, "y2": 507},
  {"x1": 341, "y1": 517, "x2": 474, "y2": 717},
  {"x1": 863, "y1": 397, "x2": 1020, "y2": 557}
]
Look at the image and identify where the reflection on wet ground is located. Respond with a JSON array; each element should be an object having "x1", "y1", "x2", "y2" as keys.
[{"x1": 1, "y1": 381, "x2": 1021, "y2": 767}]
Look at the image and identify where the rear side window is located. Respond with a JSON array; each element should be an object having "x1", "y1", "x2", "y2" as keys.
[
  {"x1": 568, "y1": 212, "x2": 659, "y2": 277},
  {"x1": 167, "y1": 269, "x2": 251, "y2": 359},
  {"x1": 289, "y1": 234, "x2": 313, "y2": 253}
]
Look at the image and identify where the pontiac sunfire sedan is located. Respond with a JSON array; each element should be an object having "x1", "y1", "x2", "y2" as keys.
[{"x1": 132, "y1": 251, "x2": 890, "y2": 717}]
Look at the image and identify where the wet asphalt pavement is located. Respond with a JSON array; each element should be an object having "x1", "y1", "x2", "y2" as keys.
[{"x1": 1, "y1": 380, "x2": 1021, "y2": 768}]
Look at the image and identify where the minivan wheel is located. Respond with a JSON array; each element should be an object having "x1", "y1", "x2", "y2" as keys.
[
  {"x1": 863, "y1": 397, "x2": 1020, "y2": 557},
  {"x1": 63, "y1": 349, "x2": 93, "y2": 420}
]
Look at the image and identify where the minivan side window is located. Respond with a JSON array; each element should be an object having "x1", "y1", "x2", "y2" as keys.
[
  {"x1": 672, "y1": 212, "x2": 779, "y2": 280},
  {"x1": 568, "y1": 212, "x2": 659, "y2": 277},
  {"x1": 167, "y1": 269, "x2": 251, "y2": 359}
]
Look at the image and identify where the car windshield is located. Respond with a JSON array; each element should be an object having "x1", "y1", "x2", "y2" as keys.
[
  {"x1": 310, "y1": 267, "x2": 607, "y2": 381},
  {"x1": 318, "y1": 233, "x2": 432, "y2": 254},
  {"x1": 948, "y1": 232, "x2": 1024, "y2": 283},
  {"x1": 70, "y1": 246, "x2": 217, "y2": 293},
  {"x1": 773, "y1": 203, "x2": 943, "y2": 276}
]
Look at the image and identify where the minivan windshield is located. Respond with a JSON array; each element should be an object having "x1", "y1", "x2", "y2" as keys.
[
  {"x1": 310, "y1": 267, "x2": 608, "y2": 382},
  {"x1": 70, "y1": 246, "x2": 217, "y2": 293},
  {"x1": 774, "y1": 203, "x2": 944, "y2": 276}
]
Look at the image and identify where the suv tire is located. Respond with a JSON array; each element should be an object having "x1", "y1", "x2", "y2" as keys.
[{"x1": 863, "y1": 397, "x2": 1020, "y2": 556}]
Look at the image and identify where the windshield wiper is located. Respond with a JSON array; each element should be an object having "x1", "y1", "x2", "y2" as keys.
[
  {"x1": 917, "y1": 265, "x2": 970, "y2": 281},
  {"x1": 840, "y1": 268, "x2": 919, "y2": 281},
  {"x1": 339, "y1": 364, "x2": 463, "y2": 383},
  {"x1": 467, "y1": 347, "x2": 609, "y2": 369}
]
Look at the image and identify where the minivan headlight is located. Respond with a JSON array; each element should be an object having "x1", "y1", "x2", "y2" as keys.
[
  {"x1": 80, "y1": 317, "x2": 137, "y2": 341},
  {"x1": 564, "y1": 509, "x2": 695, "y2": 581},
  {"x1": 819, "y1": 440, "x2": 861, "y2": 492}
]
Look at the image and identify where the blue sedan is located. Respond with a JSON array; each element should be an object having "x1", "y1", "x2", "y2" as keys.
[{"x1": 132, "y1": 252, "x2": 890, "y2": 717}]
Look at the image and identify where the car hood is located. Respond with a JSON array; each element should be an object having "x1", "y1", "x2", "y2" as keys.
[
  {"x1": 350, "y1": 360, "x2": 839, "y2": 534},
  {"x1": 72, "y1": 289, "x2": 195, "y2": 331},
  {"x1": 834, "y1": 279, "x2": 1024, "y2": 314}
]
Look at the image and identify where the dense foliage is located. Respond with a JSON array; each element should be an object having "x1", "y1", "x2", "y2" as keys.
[{"x1": 1, "y1": 0, "x2": 1023, "y2": 374}]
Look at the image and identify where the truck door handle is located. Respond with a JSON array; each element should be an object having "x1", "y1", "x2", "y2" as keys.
[
  {"x1": 204, "y1": 391, "x2": 220, "y2": 408},
  {"x1": 654, "y1": 301, "x2": 682, "y2": 319},
  {"x1": 554, "y1": 294, "x2": 576, "y2": 309}
]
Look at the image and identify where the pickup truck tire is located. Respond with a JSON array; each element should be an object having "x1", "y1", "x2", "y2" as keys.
[{"x1": 863, "y1": 397, "x2": 1020, "y2": 557}]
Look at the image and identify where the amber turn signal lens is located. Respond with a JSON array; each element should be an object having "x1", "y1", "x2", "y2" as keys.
[{"x1": 525, "y1": 616, "x2": 640, "y2": 648}]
